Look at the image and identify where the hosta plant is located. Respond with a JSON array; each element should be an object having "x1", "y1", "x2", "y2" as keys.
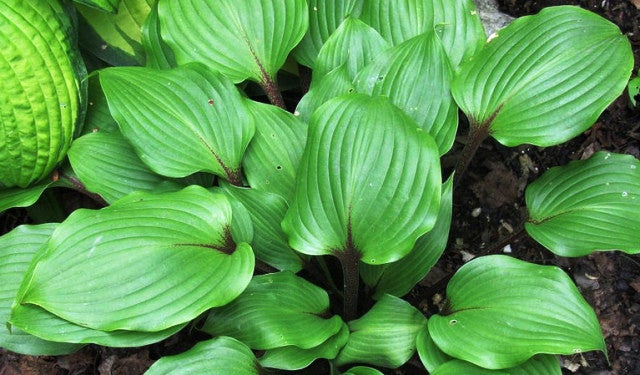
[{"x1": 0, "y1": 0, "x2": 638, "y2": 374}]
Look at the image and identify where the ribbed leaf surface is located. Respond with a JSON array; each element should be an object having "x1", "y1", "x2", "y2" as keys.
[
  {"x1": 282, "y1": 94, "x2": 441, "y2": 265},
  {"x1": 428, "y1": 255, "x2": 605, "y2": 369},
  {"x1": 100, "y1": 64, "x2": 254, "y2": 184},
  {"x1": 354, "y1": 32, "x2": 457, "y2": 155},
  {"x1": 68, "y1": 132, "x2": 172, "y2": 204},
  {"x1": 431, "y1": 355, "x2": 561, "y2": 375},
  {"x1": 141, "y1": 1, "x2": 176, "y2": 69},
  {"x1": 335, "y1": 294, "x2": 427, "y2": 368},
  {"x1": 359, "y1": 0, "x2": 434, "y2": 45},
  {"x1": 362, "y1": 177, "x2": 452, "y2": 298},
  {"x1": 10, "y1": 303, "x2": 185, "y2": 347},
  {"x1": 74, "y1": 0, "x2": 121, "y2": 13},
  {"x1": 416, "y1": 325, "x2": 451, "y2": 372},
  {"x1": 314, "y1": 17, "x2": 389, "y2": 80},
  {"x1": 242, "y1": 100, "x2": 307, "y2": 202},
  {"x1": 452, "y1": 6, "x2": 633, "y2": 147},
  {"x1": 295, "y1": 66, "x2": 354, "y2": 123},
  {"x1": 526, "y1": 151, "x2": 640, "y2": 256},
  {"x1": 13, "y1": 186, "x2": 254, "y2": 332},
  {"x1": 0, "y1": 0, "x2": 86, "y2": 187},
  {"x1": 145, "y1": 337, "x2": 261, "y2": 375},
  {"x1": 259, "y1": 322, "x2": 349, "y2": 370},
  {"x1": 202, "y1": 271, "x2": 343, "y2": 350},
  {"x1": 76, "y1": 0, "x2": 152, "y2": 65},
  {"x1": 81, "y1": 76, "x2": 118, "y2": 135},
  {"x1": 293, "y1": 0, "x2": 363, "y2": 67},
  {"x1": 158, "y1": 0, "x2": 308, "y2": 83},
  {"x1": 0, "y1": 224, "x2": 81, "y2": 355},
  {"x1": 433, "y1": 0, "x2": 485, "y2": 67},
  {"x1": 221, "y1": 184, "x2": 305, "y2": 272}
]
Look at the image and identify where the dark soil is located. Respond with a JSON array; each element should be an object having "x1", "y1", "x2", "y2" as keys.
[{"x1": 2, "y1": 1, "x2": 640, "y2": 374}]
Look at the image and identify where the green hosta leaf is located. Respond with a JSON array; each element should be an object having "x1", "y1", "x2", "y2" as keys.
[
  {"x1": 81, "y1": 75, "x2": 118, "y2": 135},
  {"x1": 0, "y1": 0, "x2": 86, "y2": 188},
  {"x1": 260, "y1": 322, "x2": 349, "y2": 370},
  {"x1": 13, "y1": 186, "x2": 254, "y2": 332},
  {"x1": 74, "y1": 0, "x2": 121, "y2": 13},
  {"x1": 242, "y1": 100, "x2": 307, "y2": 201},
  {"x1": 145, "y1": 336, "x2": 262, "y2": 375},
  {"x1": 220, "y1": 184, "x2": 305, "y2": 272},
  {"x1": 100, "y1": 64, "x2": 255, "y2": 184},
  {"x1": 293, "y1": 0, "x2": 363, "y2": 67},
  {"x1": 361, "y1": 177, "x2": 452, "y2": 299},
  {"x1": 354, "y1": 32, "x2": 457, "y2": 155},
  {"x1": 452, "y1": 6, "x2": 633, "y2": 147},
  {"x1": 526, "y1": 151, "x2": 640, "y2": 256},
  {"x1": 432, "y1": 360, "x2": 507, "y2": 375},
  {"x1": 431, "y1": 355, "x2": 561, "y2": 375},
  {"x1": 428, "y1": 255, "x2": 606, "y2": 369},
  {"x1": 141, "y1": 1, "x2": 176, "y2": 69},
  {"x1": 359, "y1": 0, "x2": 434, "y2": 45},
  {"x1": 0, "y1": 224, "x2": 81, "y2": 355},
  {"x1": 335, "y1": 294, "x2": 427, "y2": 368},
  {"x1": 343, "y1": 367, "x2": 384, "y2": 375},
  {"x1": 282, "y1": 94, "x2": 441, "y2": 265},
  {"x1": 295, "y1": 65, "x2": 355, "y2": 123},
  {"x1": 314, "y1": 17, "x2": 389, "y2": 81},
  {"x1": 158, "y1": 0, "x2": 308, "y2": 84},
  {"x1": 416, "y1": 325, "x2": 451, "y2": 372},
  {"x1": 10, "y1": 303, "x2": 186, "y2": 347},
  {"x1": 0, "y1": 181, "x2": 57, "y2": 214},
  {"x1": 202, "y1": 271, "x2": 343, "y2": 350},
  {"x1": 76, "y1": 0, "x2": 152, "y2": 65},
  {"x1": 68, "y1": 132, "x2": 175, "y2": 204},
  {"x1": 433, "y1": 0, "x2": 485, "y2": 67}
]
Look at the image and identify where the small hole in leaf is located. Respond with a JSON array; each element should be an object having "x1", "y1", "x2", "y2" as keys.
[
  {"x1": 276, "y1": 165, "x2": 282, "y2": 170},
  {"x1": 449, "y1": 319, "x2": 457, "y2": 325},
  {"x1": 208, "y1": 99, "x2": 214, "y2": 106}
]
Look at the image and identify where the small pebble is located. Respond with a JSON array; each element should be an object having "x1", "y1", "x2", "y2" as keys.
[
  {"x1": 471, "y1": 207, "x2": 482, "y2": 217},
  {"x1": 502, "y1": 244, "x2": 512, "y2": 253}
]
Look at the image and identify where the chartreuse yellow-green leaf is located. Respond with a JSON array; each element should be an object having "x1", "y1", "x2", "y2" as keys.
[
  {"x1": 293, "y1": 0, "x2": 363, "y2": 68},
  {"x1": 0, "y1": 224, "x2": 81, "y2": 355},
  {"x1": 11, "y1": 186, "x2": 254, "y2": 333},
  {"x1": 74, "y1": 0, "x2": 121, "y2": 13},
  {"x1": 428, "y1": 255, "x2": 605, "y2": 369},
  {"x1": 452, "y1": 6, "x2": 633, "y2": 147},
  {"x1": 282, "y1": 94, "x2": 441, "y2": 265},
  {"x1": 335, "y1": 294, "x2": 427, "y2": 368},
  {"x1": 100, "y1": 63, "x2": 255, "y2": 185},
  {"x1": 0, "y1": 0, "x2": 86, "y2": 188},
  {"x1": 526, "y1": 151, "x2": 640, "y2": 256},
  {"x1": 75, "y1": 0, "x2": 152, "y2": 65},
  {"x1": 157, "y1": 0, "x2": 308, "y2": 84},
  {"x1": 202, "y1": 271, "x2": 343, "y2": 350},
  {"x1": 145, "y1": 336, "x2": 262, "y2": 375}
]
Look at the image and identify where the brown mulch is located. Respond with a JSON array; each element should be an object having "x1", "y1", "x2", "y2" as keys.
[{"x1": 2, "y1": 1, "x2": 640, "y2": 374}]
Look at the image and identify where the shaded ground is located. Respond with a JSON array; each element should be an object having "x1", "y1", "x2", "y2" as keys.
[{"x1": 2, "y1": 1, "x2": 640, "y2": 374}]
